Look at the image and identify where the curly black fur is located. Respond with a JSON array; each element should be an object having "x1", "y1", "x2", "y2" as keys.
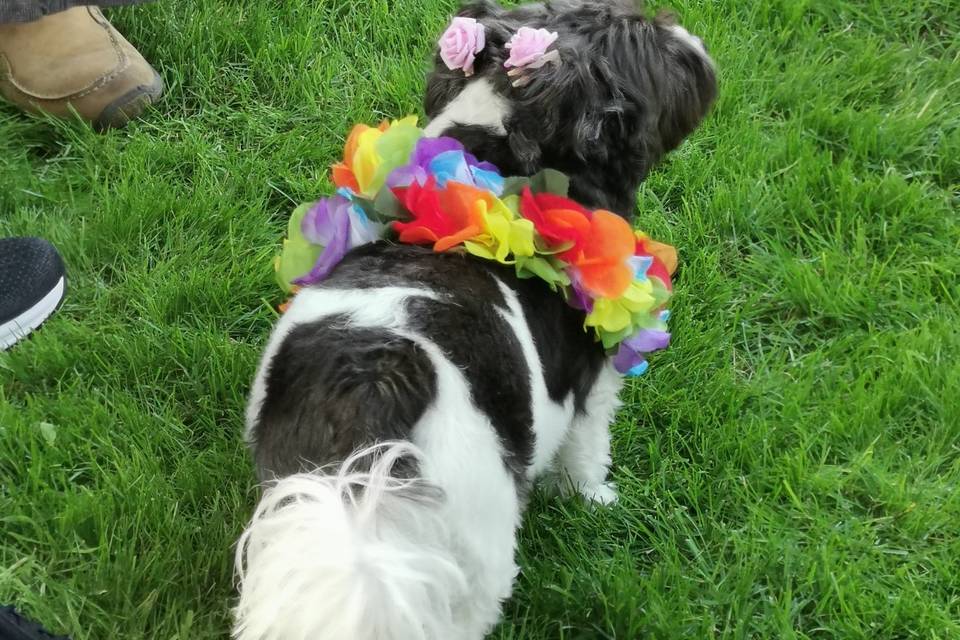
[{"x1": 425, "y1": 0, "x2": 717, "y2": 217}]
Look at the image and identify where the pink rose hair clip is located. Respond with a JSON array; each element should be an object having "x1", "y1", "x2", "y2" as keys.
[
  {"x1": 504, "y1": 27, "x2": 561, "y2": 87},
  {"x1": 439, "y1": 17, "x2": 486, "y2": 77},
  {"x1": 438, "y1": 18, "x2": 562, "y2": 86}
]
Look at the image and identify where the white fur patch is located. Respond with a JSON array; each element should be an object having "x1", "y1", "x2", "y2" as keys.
[
  {"x1": 284, "y1": 285, "x2": 440, "y2": 329},
  {"x1": 424, "y1": 78, "x2": 511, "y2": 137},
  {"x1": 491, "y1": 279, "x2": 575, "y2": 478},
  {"x1": 550, "y1": 364, "x2": 623, "y2": 503},
  {"x1": 407, "y1": 336, "x2": 522, "y2": 637},
  {"x1": 669, "y1": 24, "x2": 713, "y2": 66},
  {"x1": 234, "y1": 442, "x2": 469, "y2": 640}
]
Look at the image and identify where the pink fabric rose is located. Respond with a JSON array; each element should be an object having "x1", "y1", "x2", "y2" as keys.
[
  {"x1": 504, "y1": 27, "x2": 560, "y2": 69},
  {"x1": 439, "y1": 17, "x2": 486, "y2": 76}
]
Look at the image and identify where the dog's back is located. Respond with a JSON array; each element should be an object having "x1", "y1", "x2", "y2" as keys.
[
  {"x1": 237, "y1": 244, "x2": 605, "y2": 640},
  {"x1": 250, "y1": 244, "x2": 604, "y2": 478}
]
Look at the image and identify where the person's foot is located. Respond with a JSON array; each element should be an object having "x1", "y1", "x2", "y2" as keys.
[
  {"x1": 0, "y1": 6, "x2": 163, "y2": 130},
  {"x1": 0, "y1": 238, "x2": 67, "y2": 350},
  {"x1": 0, "y1": 605, "x2": 71, "y2": 640}
]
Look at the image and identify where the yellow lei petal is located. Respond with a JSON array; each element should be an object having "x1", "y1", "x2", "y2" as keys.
[
  {"x1": 479, "y1": 197, "x2": 534, "y2": 263},
  {"x1": 509, "y1": 218, "x2": 536, "y2": 257},
  {"x1": 458, "y1": 199, "x2": 502, "y2": 261},
  {"x1": 485, "y1": 206, "x2": 513, "y2": 263},
  {"x1": 619, "y1": 279, "x2": 656, "y2": 312},
  {"x1": 464, "y1": 241, "x2": 497, "y2": 260},
  {"x1": 583, "y1": 280, "x2": 659, "y2": 335},
  {"x1": 584, "y1": 298, "x2": 633, "y2": 333},
  {"x1": 394, "y1": 115, "x2": 419, "y2": 128},
  {"x1": 352, "y1": 128, "x2": 385, "y2": 195}
]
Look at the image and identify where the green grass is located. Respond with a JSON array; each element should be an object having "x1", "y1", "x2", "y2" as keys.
[{"x1": 2, "y1": 0, "x2": 958, "y2": 637}]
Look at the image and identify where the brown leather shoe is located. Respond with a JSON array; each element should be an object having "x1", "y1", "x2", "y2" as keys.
[{"x1": 0, "y1": 6, "x2": 163, "y2": 130}]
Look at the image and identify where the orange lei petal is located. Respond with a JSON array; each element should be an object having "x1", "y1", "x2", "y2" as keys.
[
  {"x1": 588, "y1": 211, "x2": 635, "y2": 259},
  {"x1": 434, "y1": 225, "x2": 483, "y2": 252},
  {"x1": 342, "y1": 124, "x2": 369, "y2": 166},
  {"x1": 577, "y1": 261, "x2": 634, "y2": 298},
  {"x1": 331, "y1": 163, "x2": 360, "y2": 192},
  {"x1": 640, "y1": 238, "x2": 678, "y2": 276},
  {"x1": 397, "y1": 226, "x2": 441, "y2": 245},
  {"x1": 573, "y1": 211, "x2": 636, "y2": 298},
  {"x1": 440, "y1": 181, "x2": 494, "y2": 229}
]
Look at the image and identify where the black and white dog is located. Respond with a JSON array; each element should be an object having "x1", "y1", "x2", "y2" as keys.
[{"x1": 234, "y1": 1, "x2": 716, "y2": 638}]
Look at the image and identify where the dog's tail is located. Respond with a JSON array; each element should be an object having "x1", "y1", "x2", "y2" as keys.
[{"x1": 232, "y1": 441, "x2": 468, "y2": 640}]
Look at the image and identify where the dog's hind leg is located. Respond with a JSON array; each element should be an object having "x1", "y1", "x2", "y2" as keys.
[
  {"x1": 409, "y1": 340, "x2": 525, "y2": 638},
  {"x1": 549, "y1": 365, "x2": 623, "y2": 505}
]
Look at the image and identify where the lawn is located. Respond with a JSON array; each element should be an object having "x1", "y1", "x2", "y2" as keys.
[{"x1": 1, "y1": 0, "x2": 958, "y2": 638}]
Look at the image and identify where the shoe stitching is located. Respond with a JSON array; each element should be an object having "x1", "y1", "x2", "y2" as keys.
[{"x1": 0, "y1": 7, "x2": 130, "y2": 102}]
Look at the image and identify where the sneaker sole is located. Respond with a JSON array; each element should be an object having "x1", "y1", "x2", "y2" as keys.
[
  {"x1": 0, "y1": 275, "x2": 66, "y2": 350},
  {"x1": 94, "y1": 70, "x2": 164, "y2": 131}
]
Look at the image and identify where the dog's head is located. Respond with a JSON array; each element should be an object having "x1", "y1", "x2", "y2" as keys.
[{"x1": 424, "y1": 0, "x2": 717, "y2": 217}]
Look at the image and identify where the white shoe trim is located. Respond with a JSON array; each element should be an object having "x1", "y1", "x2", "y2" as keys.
[{"x1": 0, "y1": 276, "x2": 66, "y2": 350}]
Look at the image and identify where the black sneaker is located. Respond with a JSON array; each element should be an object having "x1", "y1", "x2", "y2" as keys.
[
  {"x1": 0, "y1": 606, "x2": 71, "y2": 640},
  {"x1": 0, "y1": 237, "x2": 67, "y2": 350}
]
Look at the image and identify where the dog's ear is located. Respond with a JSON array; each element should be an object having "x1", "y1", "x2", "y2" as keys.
[
  {"x1": 508, "y1": 42, "x2": 622, "y2": 162},
  {"x1": 654, "y1": 21, "x2": 717, "y2": 153},
  {"x1": 506, "y1": 129, "x2": 542, "y2": 172},
  {"x1": 500, "y1": 9, "x2": 716, "y2": 215}
]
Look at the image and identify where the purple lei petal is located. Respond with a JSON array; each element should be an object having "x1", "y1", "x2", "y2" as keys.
[
  {"x1": 386, "y1": 164, "x2": 429, "y2": 189},
  {"x1": 474, "y1": 159, "x2": 499, "y2": 173},
  {"x1": 623, "y1": 328, "x2": 671, "y2": 353},
  {"x1": 458, "y1": 147, "x2": 501, "y2": 179},
  {"x1": 413, "y1": 136, "x2": 464, "y2": 164},
  {"x1": 612, "y1": 329, "x2": 671, "y2": 375},
  {"x1": 568, "y1": 269, "x2": 594, "y2": 312},
  {"x1": 300, "y1": 197, "x2": 342, "y2": 245},
  {"x1": 612, "y1": 345, "x2": 645, "y2": 374},
  {"x1": 386, "y1": 135, "x2": 505, "y2": 191},
  {"x1": 293, "y1": 197, "x2": 352, "y2": 286},
  {"x1": 387, "y1": 137, "x2": 463, "y2": 188}
]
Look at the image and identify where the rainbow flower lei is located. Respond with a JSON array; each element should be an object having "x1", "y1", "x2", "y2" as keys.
[{"x1": 275, "y1": 116, "x2": 677, "y2": 376}]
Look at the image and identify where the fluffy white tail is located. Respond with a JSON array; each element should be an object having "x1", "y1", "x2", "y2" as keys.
[{"x1": 233, "y1": 442, "x2": 468, "y2": 640}]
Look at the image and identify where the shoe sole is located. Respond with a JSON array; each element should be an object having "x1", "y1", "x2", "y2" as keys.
[
  {"x1": 94, "y1": 70, "x2": 164, "y2": 131},
  {"x1": 0, "y1": 276, "x2": 66, "y2": 350}
]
